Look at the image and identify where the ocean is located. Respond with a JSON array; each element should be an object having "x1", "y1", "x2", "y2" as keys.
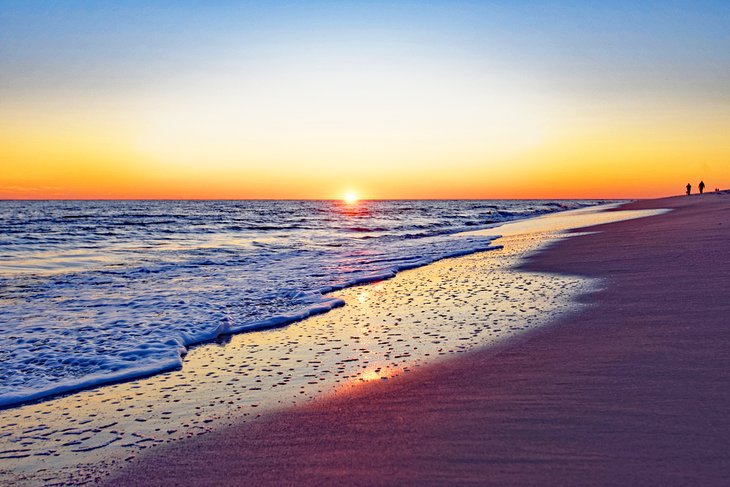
[{"x1": 0, "y1": 199, "x2": 605, "y2": 408}]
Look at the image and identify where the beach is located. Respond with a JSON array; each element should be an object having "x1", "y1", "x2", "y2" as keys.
[
  {"x1": 1, "y1": 195, "x2": 725, "y2": 485},
  {"x1": 1, "y1": 201, "x2": 613, "y2": 485},
  {"x1": 4, "y1": 2, "x2": 729, "y2": 485},
  {"x1": 104, "y1": 193, "x2": 730, "y2": 485}
]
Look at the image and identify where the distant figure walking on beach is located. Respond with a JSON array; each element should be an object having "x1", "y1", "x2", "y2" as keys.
[
  {"x1": 686, "y1": 183, "x2": 692, "y2": 195},
  {"x1": 699, "y1": 181, "x2": 705, "y2": 194}
]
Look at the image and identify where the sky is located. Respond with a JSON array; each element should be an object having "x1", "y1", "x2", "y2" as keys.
[{"x1": 1, "y1": 1, "x2": 728, "y2": 199}]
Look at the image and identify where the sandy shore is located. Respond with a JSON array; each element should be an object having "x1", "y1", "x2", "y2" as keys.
[
  {"x1": 4, "y1": 203, "x2": 624, "y2": 485},
  {"x1": 108, "y1": 193, "x2": 730, "y2": 486}
]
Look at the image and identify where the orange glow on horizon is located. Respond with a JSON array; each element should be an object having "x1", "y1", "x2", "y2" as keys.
[
  {"x1": 2, "y1": 109, "x2": 727, "y2": 200},
  {"x1": 1, "y1": 83, "x2": 728, "y2": 201}
]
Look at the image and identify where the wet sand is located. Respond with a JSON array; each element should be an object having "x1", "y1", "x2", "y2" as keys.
[{"x1": 107, "y1": 193, "x2": 730, "y2": 485}]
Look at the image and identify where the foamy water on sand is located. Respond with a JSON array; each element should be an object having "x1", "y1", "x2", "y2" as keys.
[
  {"x1": 0, "y1": 200, "x2": 601, "y2": 408},
  {"x1": 0, "y1": 205, "x2": 663, "y2": 485}
]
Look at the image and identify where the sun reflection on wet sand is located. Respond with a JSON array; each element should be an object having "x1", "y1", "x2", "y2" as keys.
[
  {"x1": 314, "y1": 364, "x2": 409, "y2": 402},
  {"x1": 355, "y1": 282, "x2": 384, "y2": 304},
  {"x1": 357, "y1": 365, "x2": 402, "y2": 383}
]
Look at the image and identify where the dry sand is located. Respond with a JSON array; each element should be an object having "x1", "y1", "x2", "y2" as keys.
[{"x1": 109, "y1": 194, "x2": 730, "y2": 486}]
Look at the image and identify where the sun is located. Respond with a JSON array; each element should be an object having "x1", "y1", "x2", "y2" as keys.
[{"x1": 343, "y1": 191, "x2": 359, "y2": 204}]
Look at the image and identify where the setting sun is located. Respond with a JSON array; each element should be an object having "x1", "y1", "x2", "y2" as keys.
[{"x1": 343, "y1": 192, "x2": 359, "y2": 204}]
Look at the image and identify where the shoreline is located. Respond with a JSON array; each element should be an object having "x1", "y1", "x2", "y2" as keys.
[
  {"x1": 0, "y1": 201, "x2": 598, "y2": 412},
  {"x1": 1, "y1": 202, "x2": 658, "y2": 485},
  {"x1": 109, "y1": 193, "x2": 730, "y2": 485},
  {"x1": 2, "y1": 203, "x2": 614, "y2": 485},
  {"x1": 3, "y1": 200, "x2": 595, "y2": 411}
]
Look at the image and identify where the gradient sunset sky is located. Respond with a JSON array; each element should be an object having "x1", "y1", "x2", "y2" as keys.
[{"x1": 1, "y1": 1, "x2": 728, "y2": 199}]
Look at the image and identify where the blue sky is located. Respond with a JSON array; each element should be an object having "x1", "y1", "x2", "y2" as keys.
[{"x1": 2, "y1": 0, "x2": 728, "y2": 99}]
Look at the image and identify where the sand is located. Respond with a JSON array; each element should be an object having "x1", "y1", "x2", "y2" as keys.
[
  {"x1": 3, "y1": 207, "x2": 612, "y2": 485},
  {"x1": 106, "y1": 193, "x2": 730, "y2": 486}
]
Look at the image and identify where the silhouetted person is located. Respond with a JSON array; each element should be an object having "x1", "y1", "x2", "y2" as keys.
[
  {"x1": 686, "y1": 183, "x2": 691, "y2": 195},
  {"x1": 699, "y1": 180, "x2": 705, "y2": 194}
]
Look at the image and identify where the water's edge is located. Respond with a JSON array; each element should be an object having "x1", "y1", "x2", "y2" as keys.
[{"x1": 0, "y1": 201, "x2": 607, "y2": 410}]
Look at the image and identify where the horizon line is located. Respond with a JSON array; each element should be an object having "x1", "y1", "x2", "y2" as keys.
[{"x1": 0, "y1": 196, "x2": 638, "y2": 202}]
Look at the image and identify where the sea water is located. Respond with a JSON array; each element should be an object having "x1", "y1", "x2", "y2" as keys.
[{"x1": 0, "y1": 200, "x2": 604, "y2": 408}]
